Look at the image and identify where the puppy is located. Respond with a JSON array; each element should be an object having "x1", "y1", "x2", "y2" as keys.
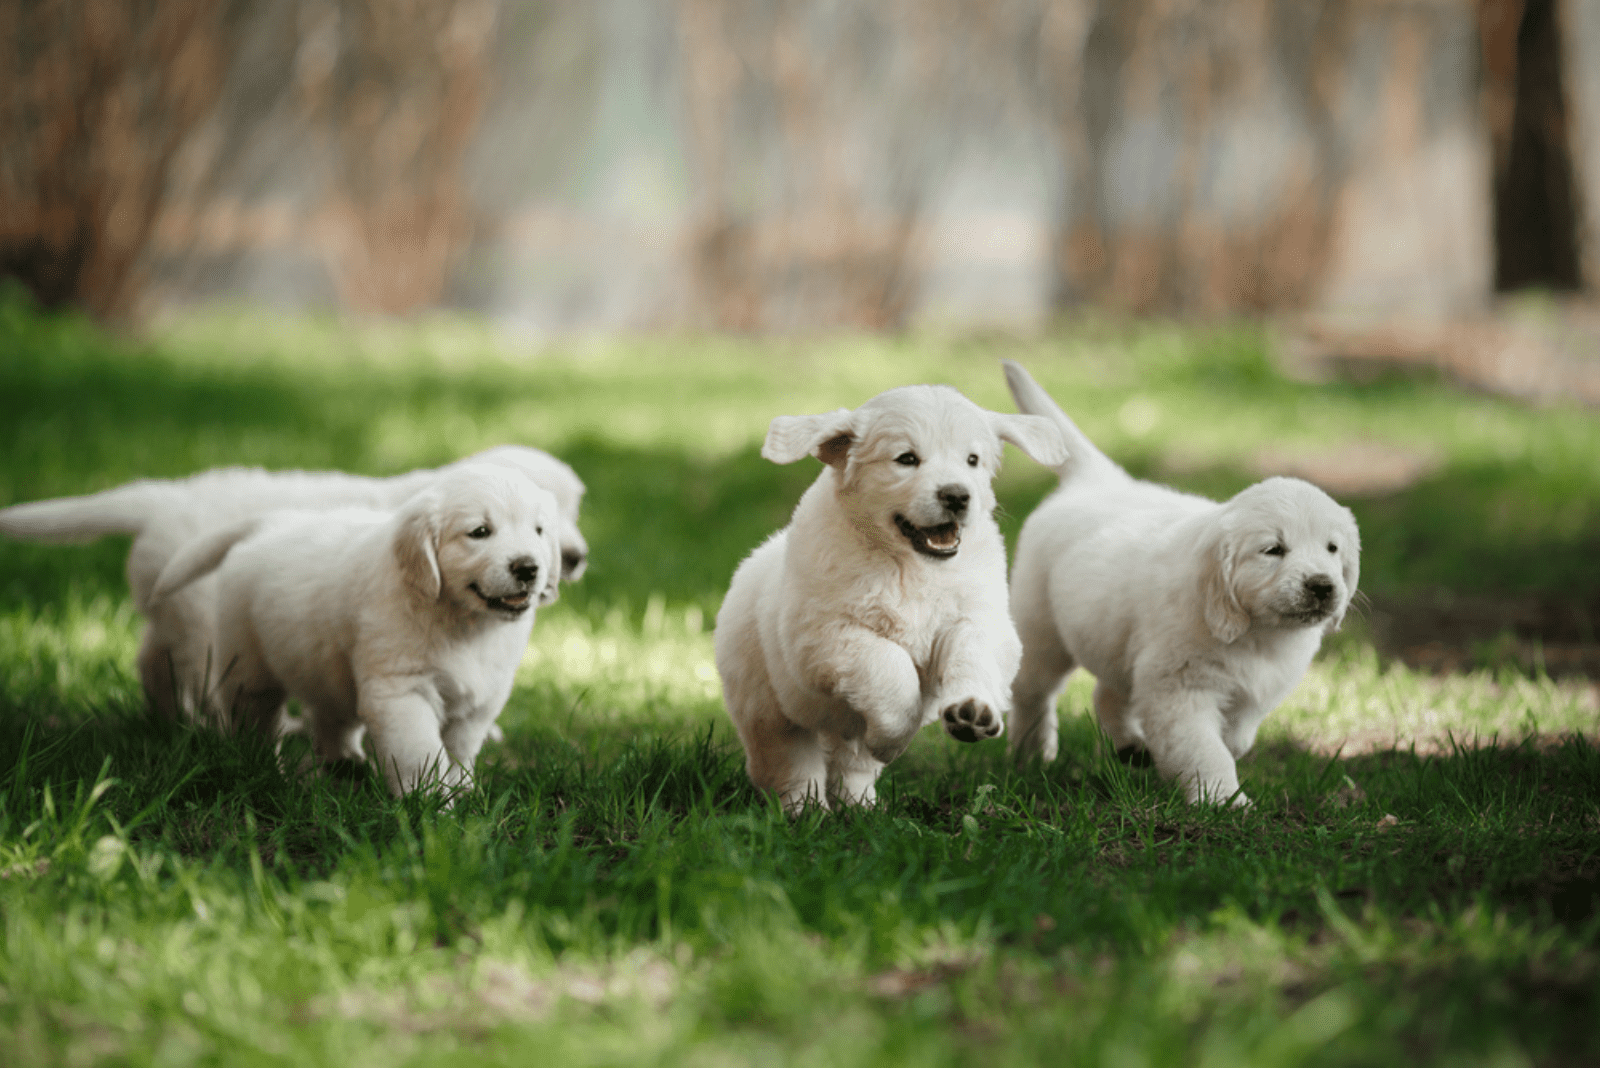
[
  {"x1": 149, "y1": 464, "x2": 562, "y2": 796},
  {"x1": 714, "y1": 384, "x2": 1067, "y2": 812},
  {"x1": 0, "y1": 445, "x2": 586, "y2": 718},
  {"x1": 1002, "y1": 362, "x2": 1360, "y2": 805}
]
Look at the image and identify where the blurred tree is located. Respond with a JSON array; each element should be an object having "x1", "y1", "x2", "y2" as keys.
[{"x1": 0, "y1": 0, "x2": 240, "y2": 320}]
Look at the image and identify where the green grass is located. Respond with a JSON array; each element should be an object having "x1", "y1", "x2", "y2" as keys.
[{"x1": 2, "y1": 292, "x2": 1599, "y2": 1066}]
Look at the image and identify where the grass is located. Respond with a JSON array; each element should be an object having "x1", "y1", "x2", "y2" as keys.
[{"x1": 1, "y1": 291, "x2": 1599, "y2": 1066}]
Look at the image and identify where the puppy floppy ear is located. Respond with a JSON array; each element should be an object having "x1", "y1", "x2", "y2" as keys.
[
  {"x1": 1200, "y1": 527, "x2": 1250, "y2": 644},
  {"x1": 762, "y1": 409, "x2": 856, "y2": 468},
  {"x1": 393, "y1": 496, "x2": 443, "y2": 600},
  {"x1": 1326, "y1": 508, "x2": 1362, "y2": 635},
  {"x1": 990, "y1": 412, "x2": 1068, "y2": 467},
  {"x1": 537, "y1": 523, "x2": 562, "y2": 607}
]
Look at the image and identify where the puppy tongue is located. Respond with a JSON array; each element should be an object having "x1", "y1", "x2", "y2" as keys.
[{"x1": 924, "y1": 527, "x2": 959, "y2": 550}]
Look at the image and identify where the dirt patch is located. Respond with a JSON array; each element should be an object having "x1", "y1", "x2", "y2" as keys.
[
  {"x1": 1278, "y1": 299, "x2": 1600, "y2": 406},
  {"x1": 1251, "y1": 440, "x2": 1441, "y2": 498},
  {"x1": 1367, "y1": 591, "x2": 1600, "y2": 679}
]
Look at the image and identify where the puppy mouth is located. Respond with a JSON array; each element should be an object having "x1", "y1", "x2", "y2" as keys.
[
  {"x1": 894, "y1": 515, "x2": 961, "y2": 558},
  {"x1": 1281, "y1": 603, "x2": 1335, "y2": 626},
  {"x1": 469, "y1": 583, "x2": 532, "y2": 616}
]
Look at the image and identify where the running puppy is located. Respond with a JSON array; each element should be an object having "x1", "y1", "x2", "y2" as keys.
[
  {"x1": 150, "y1": 464, "x2": 562, "y2": 796},
  {"x1": 0, "y1": 445, "x2": 586, "y2": 717},
  {"x1": 714, "y1": 384, "x2": 1067, "y2": 812},
  {"x1": 1002, "y1": 361, "x2": 1360, "y2": 805}
]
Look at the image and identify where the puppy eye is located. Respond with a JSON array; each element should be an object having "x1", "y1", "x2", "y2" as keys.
[
  {"x1": 468, "y1": 525, "x2": 493, "y2": 539},
  {"x1": 967, "y1": 453, "x2": 980, "y2": 467},
  {"x1": 1327, "y1": 542, "x2": 1338, "y2": 553},
  {"x1": 895, "y1": 452, "x2": 919, "y2": 467},
  {"x1": 1263, "y1": 544, "x2": 1286, "y2": 557},
  {"x1": 536, "y1": 526, "x2": 544, "y2": 535}
]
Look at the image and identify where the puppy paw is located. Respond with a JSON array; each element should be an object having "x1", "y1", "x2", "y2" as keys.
[{"x1": 941, "y1": 698, "x2": 1001, "y2": 743}]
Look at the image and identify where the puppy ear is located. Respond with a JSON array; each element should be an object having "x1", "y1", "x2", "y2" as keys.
[
  {"x1": 393, "y1": 497, "x2": 442, "y2": 600},
  {"x1": 538, "y1": 524, "x2": 562, "y2": 607},
  {"x1": 1326, "y1": 508, "x2": 1362, "y2": 634},
  {"x1": 1201, "y1": 529, "x2": 1250, "y2": 644},
  {"x1": 762, "y1": 409, "x2": 856, "y2": 467},
  {"x1": 990, "y1": 412, "x2": 1068, "y2": 467}
]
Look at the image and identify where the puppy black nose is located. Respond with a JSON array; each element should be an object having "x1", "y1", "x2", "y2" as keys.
[
  {"x1": 561, "y1": 549, "x2": 587, "y2": 579},
  {"x1": 510, "y1": 557, "x2": 540, "y2": 585},
  {"x1": 937, "y1": 485, "x2": 970, "y2": 515},
  {"x1": 1305, "y1": 576, "x2": 1335, "y2": 602}
]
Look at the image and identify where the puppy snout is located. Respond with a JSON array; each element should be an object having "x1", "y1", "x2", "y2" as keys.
[
  {"x1": 936, "y1": 484, "x2": 970, "y2": 516},
  {"x1": 509, "y1": 556, "x2": 541, "y2": 585},
  {"x1": 1304, "y1": 575, "x2": 1335, "y2": 603}
]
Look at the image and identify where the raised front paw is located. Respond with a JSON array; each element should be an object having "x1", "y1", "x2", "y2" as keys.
[{"x1": 941, "y1": 697, "x2": 1002, "y2": 743}]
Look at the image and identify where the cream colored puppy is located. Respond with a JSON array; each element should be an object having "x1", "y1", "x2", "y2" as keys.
[
  {"x1": 149, "y1": 464, "x2": 562, "y2": 796},
  {"x1": 715, "y1": 385, "x2": 1067, "y2": 812},
  {"x1": 1003, "y1": 362, "x2": 1360, "y2": 805},
  {"x1": 0, "y1": 445, "x2": 586, "y2": 718}
]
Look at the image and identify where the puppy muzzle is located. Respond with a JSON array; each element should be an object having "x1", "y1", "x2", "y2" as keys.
[
  {"x1": 470, "y1": 556, "x2": 544, "y2": 617},
  {"x1": 894, "y1": 513, "x2": 962, "y2": 558}
]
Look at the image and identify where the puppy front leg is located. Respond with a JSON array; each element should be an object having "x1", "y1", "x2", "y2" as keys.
[
  {"x1": 359, "y1": 682, "x2": 461, "y2": 797},
  {"x1": 440, "y1": 716, "x2": 496, "y2": 782},
  {"x1": 1138, "y1": 687, "x2": 1249, "y2": 807},
  {"x1": 822, "y1": 630, "x2": 923, "y2": 765},
  {"x1": 932, "y1": 622, "x2": 1019, "y2": 744}
]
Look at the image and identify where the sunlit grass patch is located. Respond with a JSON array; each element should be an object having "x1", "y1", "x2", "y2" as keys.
[{"x1": 0, "y1": 592, "x2": 142, "y2": 712}]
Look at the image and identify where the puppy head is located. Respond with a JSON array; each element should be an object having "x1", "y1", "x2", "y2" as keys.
[
  {"x1": 1202, "y1": 477, "x2": 1361, "y2": 643},
  {"x1": 457, "y1": 445, "x2": 590, "y2": 582},
  {"x1": 763, "y1": 385, "x2": 1065, "y2": 561},
  {"x1": 393, "y1": 463, "x2": 564, "y2": 619}
]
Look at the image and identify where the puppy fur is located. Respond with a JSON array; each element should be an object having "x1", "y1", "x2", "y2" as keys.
[
  {"x1": 1002, "y1": 361, "x2": 1360, "y2": 805},
  {"x1": 150, "y1": 464, "x2": 563, "y2": 796},
  {"x1": 0, "y1": 445, "x2": 586, "y2": 718},
  {"x1": 714, "y1": 384, "x2": 1067, "y2": 812}
]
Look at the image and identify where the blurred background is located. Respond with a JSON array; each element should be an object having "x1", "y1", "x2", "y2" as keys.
[
  {"x1": 2, "y1": 0, "x2": 1598, "y2": 348},
  {"x1": 3, "y1": 0, "x2": 1599, "y2": 688}
]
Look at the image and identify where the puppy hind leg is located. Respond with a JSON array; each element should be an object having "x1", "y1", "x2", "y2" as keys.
[
  {"x1": 747, "y1": 717, "x2": 829, "y2": 814},
  {"x1": 1008, "y1": 632, "x2": 1074, "y2": 764},
  {"x1": 823, "y1": 735, "x2": 882, "y2": 809}
]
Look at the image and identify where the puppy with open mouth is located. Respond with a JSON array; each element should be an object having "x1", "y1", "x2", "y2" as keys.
[
  {"x1": 149, "y1": 463, "x2": 563, "y2": 797},
  {"x1": 1002, "y1": 362, "x2": 1361, "y2": 805},
  {"x1": 714, "y1": 384, "x2": 1066, "y2": 812}
]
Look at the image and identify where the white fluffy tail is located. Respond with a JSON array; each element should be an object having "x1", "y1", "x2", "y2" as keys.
[
  {"x1": 150, "y1": 517, "x2": 263, "y2": 602},
  {"x1": 0, "y1": 481, "x2": 183, "y2": 544},
  {"x1": 1001, "y1": 360, "x2": 1125, "y2": 485}
]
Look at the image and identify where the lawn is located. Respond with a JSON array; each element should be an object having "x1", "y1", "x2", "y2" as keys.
[{"x1": 1, "y1": 291, "x2": 1598, "y2": 1066}]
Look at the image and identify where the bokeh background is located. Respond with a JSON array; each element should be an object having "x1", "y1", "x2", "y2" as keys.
[
  {"x1": 5, "y1": 0, "x2": 1600, "y2": 339},
  {"x1": 2, "y1": 0, "x2": 1598, "y2": 679}
]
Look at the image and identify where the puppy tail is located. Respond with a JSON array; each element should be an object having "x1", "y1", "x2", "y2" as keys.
[
  {"x1": 1001, "y1": 360, "x2": 1125, "y2": 484},
  {"x1": 0, "y1": 481, "x2": 184, "y2": 544},
  {"x1": 149, "y1": 517, "x2": 263, "y2": 603}
]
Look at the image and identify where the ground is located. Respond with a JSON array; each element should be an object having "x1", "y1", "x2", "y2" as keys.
[{"x1": 0, "y1": 295, "x2": 1597, "y2": 1066}]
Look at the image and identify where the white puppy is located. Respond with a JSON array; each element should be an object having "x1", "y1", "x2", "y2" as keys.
[
  {"x1": 149, "y1": 463, "x2": 562, "y2": 796},
  {"x1": 714, "y1": 384, "x2": 1067, "y2": 812},
  {"x1": 0, "y1": 445, "x2": 586, "y2": 718},
  {"x1": 1002, "y1": 362, "x2": 1361, "y2": 805}
]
